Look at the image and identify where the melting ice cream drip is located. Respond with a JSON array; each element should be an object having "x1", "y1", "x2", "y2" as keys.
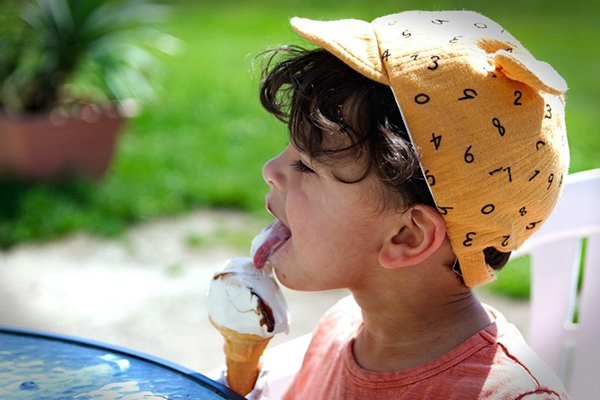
[{"x1": 206, "y1": 257, "x2": 289, "y2": 337}]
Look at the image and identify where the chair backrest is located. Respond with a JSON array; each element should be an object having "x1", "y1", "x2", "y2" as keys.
[{"x1": 516, "y1": 168, "x2": 600, "y2": 400}]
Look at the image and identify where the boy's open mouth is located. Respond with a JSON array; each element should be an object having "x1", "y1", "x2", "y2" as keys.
[{"x1": 251, "y1": 219, "x2": 292, "y2": 269}]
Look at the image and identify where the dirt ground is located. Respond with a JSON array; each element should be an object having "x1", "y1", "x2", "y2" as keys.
[{"x1": 0, "y1": 209, "x2": 530, "y2": 374}]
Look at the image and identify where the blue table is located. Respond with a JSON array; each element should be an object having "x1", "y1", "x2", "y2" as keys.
[{"x1": 0, "y1": 327, "x2": 246, "y2": 400}]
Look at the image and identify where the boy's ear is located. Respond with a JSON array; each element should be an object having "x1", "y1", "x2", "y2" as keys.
[{"x1": 378, "y1": 204, "x2": 447, "y2": 269}]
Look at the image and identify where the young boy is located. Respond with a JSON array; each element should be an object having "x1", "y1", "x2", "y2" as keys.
[{"x1": 257, "y1": 10, "x2": 570, "y2": 399}]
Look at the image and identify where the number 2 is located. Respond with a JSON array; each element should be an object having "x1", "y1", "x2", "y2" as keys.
[{"x1": 514, "y1": 91, "x2": 522, "y2": 106}]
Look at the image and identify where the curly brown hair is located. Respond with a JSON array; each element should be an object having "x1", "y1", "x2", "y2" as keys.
[{"x1": 258, "y1": 46, "x2": 511, "y2": 284}]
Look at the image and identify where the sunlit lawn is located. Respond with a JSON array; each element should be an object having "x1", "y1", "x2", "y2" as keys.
[{"x1": 0, "y1": 0, "x2": 597, "y2": 299}]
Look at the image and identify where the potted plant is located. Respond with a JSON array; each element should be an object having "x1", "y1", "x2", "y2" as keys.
[{"x1": 0, "y1": 0, "x2": 176, "y2": 181}]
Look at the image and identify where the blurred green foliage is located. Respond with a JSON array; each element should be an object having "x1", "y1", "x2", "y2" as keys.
[
  {"x1": 0, "y1": 0, "x2": 597, "y2": 299},
  {"x1": 0, "y1": 0, "x2": 173, "y2": 114}
]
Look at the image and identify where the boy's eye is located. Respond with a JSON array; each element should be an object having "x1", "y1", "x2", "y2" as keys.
[{"x1": 291, "y1": 159, "x2": 315, "y2": 174}]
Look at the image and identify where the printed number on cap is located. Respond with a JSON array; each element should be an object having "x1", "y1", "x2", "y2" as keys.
[
  {"x1": 529, "y1": 170, "x2": 540, "y2": 181},
  {"x1": 514, "y1": 91, "x2": 523, "y2": 106},
  {"x1": 430, "y1": 133, "x2": 442, "y2": 150},
  {"x1": 526, "y1": 220, "x2": 542, "y2": 230},
  {"x1": 424, "y1": 170, "x2": 436, "y2": 186},
  {"x1": 458, "y1": 89, "x2": 477, "y2": 101},
  {"x1": 438, "y1": 206, "x2": 454, "y2": 216},
  {"x1": 415, "y1": 93, "x2": 430, "y2": 104},
  {"x1": 489, "y1": 166, "x2": 512, "y2": 182},
  {"x1": 481, "y1": 204, "x2": 495, "y2": 214},
  {"x1": 464, "y1": 146, "x2": 474, "y2": 163},
  {"x1": 428, "y1": 56, "x2": 440, "y2": 71},
  {"x1": 463, "y1": 232, "x2": 477, "y2": 247},
  {"x1": 492, "y1": 118, "x2": 506, "y2": 137}
]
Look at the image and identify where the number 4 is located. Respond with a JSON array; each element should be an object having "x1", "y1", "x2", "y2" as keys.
[{"x1": 430, "y1": 132, "x2": 442, "y2": 150}]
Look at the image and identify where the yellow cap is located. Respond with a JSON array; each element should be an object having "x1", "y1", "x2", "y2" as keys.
[{"x1": 291, "y1": 11, "x2": 569, "y2": 287}]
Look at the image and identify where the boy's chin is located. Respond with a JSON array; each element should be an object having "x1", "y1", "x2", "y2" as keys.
[
  {"x1": 273, "y1": 265, "x2": 335, "y2": 292},
  {"x1": 272, "y1": 264, "x2": 296, "y2": 289},
  {"x1": 272, "y1": 264, "x2": 303, "y2": 291}
]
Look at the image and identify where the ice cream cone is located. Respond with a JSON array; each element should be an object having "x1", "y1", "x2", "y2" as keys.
[{"x1": 210, "y1": 318, "x2": 271, "y2": 396}]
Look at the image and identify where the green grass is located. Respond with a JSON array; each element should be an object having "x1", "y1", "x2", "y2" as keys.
[
  {"x1": 0, "y1": 0, "x2": 598, "y2": 299},
  {"x1": 485, "y1": 255, "x2": 533, "y2": 300},
  {"x1": 485, "y1": 237, "x2": 589, "y2": 301}
]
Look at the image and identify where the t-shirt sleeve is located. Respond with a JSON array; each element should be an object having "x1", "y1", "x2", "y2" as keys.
[{"x1": 515, "y1": 390, "x2": 564, "y2": 400}]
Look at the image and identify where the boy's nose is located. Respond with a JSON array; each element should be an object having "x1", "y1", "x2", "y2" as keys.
[{"x1": 262, "y1": 152, "x2": 287, "y2": 192}]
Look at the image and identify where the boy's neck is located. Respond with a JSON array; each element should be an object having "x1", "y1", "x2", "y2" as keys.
[{"x1": 351, "y1": 276, "x2": 494, "y2": 373}]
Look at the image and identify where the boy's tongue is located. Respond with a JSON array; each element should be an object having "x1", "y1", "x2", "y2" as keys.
[{"x1": 251, "y1": 220, "x2": 291, "y2": 269}]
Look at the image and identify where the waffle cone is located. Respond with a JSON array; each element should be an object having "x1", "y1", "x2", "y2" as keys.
[{"x1": 210, "y1": 318, "x2": 272, "y2": 396}]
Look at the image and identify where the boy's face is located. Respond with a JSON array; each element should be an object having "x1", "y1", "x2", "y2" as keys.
[{"x1": 262, "y1": 144, "x2": 394, "y2": 291}]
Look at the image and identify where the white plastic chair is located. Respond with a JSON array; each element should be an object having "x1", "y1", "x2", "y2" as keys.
[{"x1": 516, "y1": 168, "x2": 600, "y2": 400}]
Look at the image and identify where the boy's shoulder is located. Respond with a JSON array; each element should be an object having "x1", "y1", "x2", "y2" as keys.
[
  {"x1": 308, "y1": 296, "x2": 570, "y2": 399},
  {"x1": 484, "y1": 304, "x2": 570, "y2": 398}
]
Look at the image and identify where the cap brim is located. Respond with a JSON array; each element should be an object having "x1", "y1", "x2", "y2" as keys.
[{"x1": 290, "y1": 17, "x2": 389, "y2": 85}]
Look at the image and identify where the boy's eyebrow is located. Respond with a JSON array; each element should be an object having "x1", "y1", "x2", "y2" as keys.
[
  {"x1": 293, "y1": 146, "x2": 323, "y2": 173},
  {"x1": 293, "y1": 148, "x2": 312, "y2": 164},
  {"x1": 300, "y1": 154, "x2": 316, "y2": 168}
]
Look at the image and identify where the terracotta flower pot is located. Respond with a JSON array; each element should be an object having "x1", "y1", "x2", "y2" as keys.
[{"x1": 0, "y1": 105, "x2": 125, "y2": 181}]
